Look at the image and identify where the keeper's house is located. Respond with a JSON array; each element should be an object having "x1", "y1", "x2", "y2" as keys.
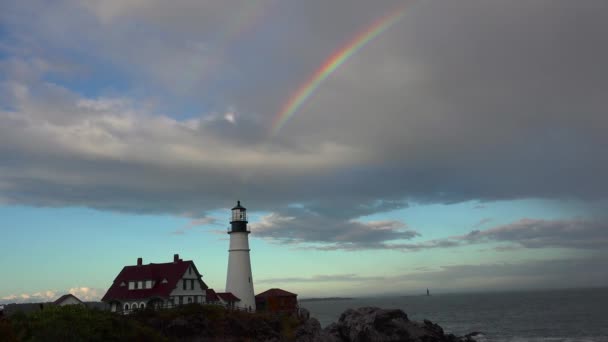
[{"x1": 102, "y1": 254, "x2": 208, "y2": 313}]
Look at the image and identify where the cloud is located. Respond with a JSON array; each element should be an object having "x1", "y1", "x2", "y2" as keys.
[
  {"x1": 251, "y1": 203, "x2": 418, "y2": 249},
  {"x1": 461, "y1": 218, "x2": 608, "y2": 249},
  {"x1": 0, "y1": 0, "x2": 607, "y2": 233},
  {"x1": 171, "y1": 216, "x2": 218, "y2": 235},
  {"x1": 1, "y1": 287, "x2": 103, "y2": 304},
  {"x1": 472, "y1": 218, "x2": 492, "y2": 228},
  {"x1": 396, "y1": 257, "x2": 608, "y2": 291},
  {"x1": 257, "y1": 274, "x2": 386, "y2": 284},
  {"x1": 297, "y1": 218, "x2": 608, "y2": 252},
  {"x1": 258, "y1": 257, "x2": 608, "y2": 294},
  {"x1": 426, "y1": 218, "x2": 608, "y2": 251}
]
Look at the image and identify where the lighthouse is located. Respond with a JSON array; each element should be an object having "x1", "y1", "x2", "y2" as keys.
[{"x1": 225, "y1": 200, "x2": 256, "y2": 311}]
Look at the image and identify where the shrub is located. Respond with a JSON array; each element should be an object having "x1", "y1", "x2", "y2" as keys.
[{"x1": 7, "y1": 305, "x2": 165, "y2": 342}]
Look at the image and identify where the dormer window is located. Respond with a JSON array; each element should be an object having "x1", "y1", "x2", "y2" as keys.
[
  {"x1": 120, "y1": 282, "x2": 126, "y2": 287},
  {"x1": 128, "y1": 281, "x2": 135, "y2": 290},
  {"x1": 161, "y1": 278, "x2": 168, "y2": 284}
]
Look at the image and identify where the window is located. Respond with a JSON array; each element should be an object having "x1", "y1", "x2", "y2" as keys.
[
  {"x1": 128, "y1": 282, "x2": 134, "y2": 290},
  {"x1": 120, "y1": 282, "x2": 126, "y2": 287},
  {"x1": 134, "y1": 281, "x2": 139, "y2": 289},
  {"x1": 183, "y1": 279, "x2": 187, "y2": 290},
  {"x1": 190, "y1": 279, "x2": 194, "y2": 290},
  {"x1": 179, "y1": 296, "x2": 183, "y2": 305},
  {"x1": 188, "y1": 266, "x2": 191, "y2": 275},
  {"x1": 140, "y1": 302, "x2": 146, "y2": 309},
  {"x1": 124, "y1": 304, "x2": 130, "y2": 311},
  {"x1": 145, "y1": 280, "x2": 153, "y2": 289},
  {"x1": 138, "y1": 281, "x2": 143, "y2": 289},
  {"x1": 187, "y1": 297, "x2": 193, "y2": 304}
]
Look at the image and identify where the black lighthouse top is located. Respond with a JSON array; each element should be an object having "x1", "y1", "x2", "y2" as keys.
[{"x1": 229, "y1": 200, "x2": 249, "y2": 234}]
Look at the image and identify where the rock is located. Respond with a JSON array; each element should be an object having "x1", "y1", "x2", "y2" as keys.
[
  {"x1": 460, "y1": 331, "x2": 484, "y2": 342},
  {"x1": 323, "y1": 322, "x2": 343, "y2": 341},
  {"x1": 295, "y1": 317, "x2": 322, "y2": 342},
  {"x1": 323, "y1": 307, "x2": 463, "y2": 342},
  {"x1": 423, "y1": 319, "x2": 445, "y2": 336},
  {"x1": 299, "y1": 307, "x2": 311, "y2": 320}
]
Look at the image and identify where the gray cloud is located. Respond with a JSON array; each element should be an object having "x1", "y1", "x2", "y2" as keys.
[
  {"x1": 0, "y1": 287, "x2": 103, "y2": 304},
  {"x1": 257, "y1": 274, "x2": 386, "y2": 284},
  {"x1": 251, "y1": 204, "x2": 418, "y2": 249},
  {"x1": 462, "y1": 218, "x2": 608, "y2": 249},
  {"x1": 171, "y1": 216, "x2": 218, "y2": 235},
  {"x1": 395, "y1": 257, "x2": 608, "y2": 291},
  {"x1": 472, "y1": 218, "x2": 492, "y2": 229},
  {"x1": 256, "y1": 257, "x2": 608, "y2": 293},
  {"x1": 0, "y1": 0, "x2": 607, "y2": 239},
  {"x1": 303, "y1": 218, "x2": 608, "y2": 251}
]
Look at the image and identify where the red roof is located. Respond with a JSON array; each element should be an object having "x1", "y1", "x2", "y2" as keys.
[
  {"x1": 217, "y1": 292, "x2": 240, "y2": 302},
  {"x1": 101, "y1": 258, "x2": 207, "y2": 302},
  {"x1": 255, "y1": 288, "x2": 297, "y2": 298},
  {"x1": 206, "y1": 289, "x2": 219, "y2": 302}
]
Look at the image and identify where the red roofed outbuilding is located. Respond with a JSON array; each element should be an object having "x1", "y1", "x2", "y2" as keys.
[
  {"x1": 206, "y1": 289, "x2": 220, "y2": 304},
  {"x1": 255, "y1": 288, "x2": 298, "y2": 313},
  {"x1": 101, "y1": 254, "x2": 208, "y2": 313},
  {"x1": 216, "y1": 292, "x2": 241, "y2": 309}
]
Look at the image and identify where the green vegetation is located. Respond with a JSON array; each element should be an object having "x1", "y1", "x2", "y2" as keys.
[
  {"x1": 2, "y1": 305, "x2": 164, "y2": 342},
  {"x1": 1, "y1": 304, "x2": 302, "y2": 341}
]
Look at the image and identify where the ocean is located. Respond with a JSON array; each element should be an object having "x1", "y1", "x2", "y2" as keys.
[{"x1": 300, "y1": 288, "x2": 608, "y2": 342}]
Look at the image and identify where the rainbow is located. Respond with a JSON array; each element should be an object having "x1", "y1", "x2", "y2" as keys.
[{"x1": 271, "y1": 6, "x2": 406, "y2": 136}]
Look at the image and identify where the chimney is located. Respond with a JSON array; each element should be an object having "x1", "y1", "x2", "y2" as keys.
[
  {"x1": 174, "y1": 254, "x2": 179, "y2": 263},
  {"x1": 137, "y1": 257, "x2": 142, "y2": 266}
]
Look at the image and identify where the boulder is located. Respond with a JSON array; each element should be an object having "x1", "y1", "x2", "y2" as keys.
[
  {"x1": 322, "y1": 307, "x2": 474, "y2": 342},
  {"x1": 299, "y1": 307, "x2": 311, "y2": 320},
  {"x1": 294, "y1": 317, "x2": 322, "y2": 342}
]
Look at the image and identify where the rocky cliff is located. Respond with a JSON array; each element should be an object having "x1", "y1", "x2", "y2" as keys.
[{"x1": 296, "y1": 307, "x2": 480, "y2": 342}]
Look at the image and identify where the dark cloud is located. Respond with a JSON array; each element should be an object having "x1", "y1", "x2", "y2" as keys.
[
  {"x1": 297, "y1": 218, "x2": 608, "y2": 251},
  {"x1": 251, "y1": 204, "x2": 418, "y2": 249},
  {"x1": 462, "y1": 218, "x2": 608, "y2": 249},
  {"x1": 0, "y1": 0, "x2": 607, "y2": 236}
]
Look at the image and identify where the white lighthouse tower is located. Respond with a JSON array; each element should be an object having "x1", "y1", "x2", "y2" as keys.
[{"x1": 225, "y1": 200, "x2": 256, "y2": 311}]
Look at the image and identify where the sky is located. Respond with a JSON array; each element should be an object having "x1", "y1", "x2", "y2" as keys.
[{"x1": 1, "y1": 0, "x2": 608, "y2": 303}]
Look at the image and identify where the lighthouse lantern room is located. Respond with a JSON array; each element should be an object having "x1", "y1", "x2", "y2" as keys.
[
  {"x1": 229, "y1": 201, "x2": 249, "y2": 233},
  {"x1": 225, "y1": 200, "x2": 256, "y2": 311}
]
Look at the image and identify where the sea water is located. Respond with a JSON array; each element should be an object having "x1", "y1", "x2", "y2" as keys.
[{"x1": 300, "y1": 288, "x2": 608, "y2": 342}]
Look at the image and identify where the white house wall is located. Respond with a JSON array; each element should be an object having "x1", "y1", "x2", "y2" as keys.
[
  {"x1": 57, "y1": 296, "x2": 83, "y2": 306},
  {"x1": 169, "y1": 266, "x2": 206, "y2": 305}
]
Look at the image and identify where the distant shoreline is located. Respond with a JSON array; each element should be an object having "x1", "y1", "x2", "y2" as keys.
[{"x1": 299, "y1": 297, "x2": 353, "y2": 302}]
